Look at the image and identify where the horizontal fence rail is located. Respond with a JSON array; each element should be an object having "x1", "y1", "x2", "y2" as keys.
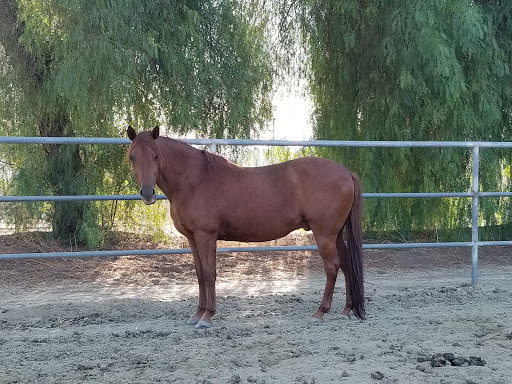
[
  {"x1": 3, "y1": 191, "x2": 512, "y2": 203},
  {"x1": 3, "y1": 135, "x2": 512, "y2": 148},
  {"x1": 1, "y1": 136, "x2": 512, "y2": 285},
  {"x1": 3, "y1": 192, "x2": 512, "y2": 203}
]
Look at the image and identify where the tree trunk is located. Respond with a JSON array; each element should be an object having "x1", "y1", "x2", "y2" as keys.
[{"x1": 39, "y1": 110, "x2": 89, "y2": 242}]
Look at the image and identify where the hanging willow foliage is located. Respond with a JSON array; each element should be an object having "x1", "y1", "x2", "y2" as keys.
[
  {"x1": 2, "y1": 0, "x2": 512, "y2": 244},
  {"x1": 297, "y1": 0, "x2": 512, "y2": 238},
  {"x1": 0, "y1": 0, "x2": 273, "y2": 245}
]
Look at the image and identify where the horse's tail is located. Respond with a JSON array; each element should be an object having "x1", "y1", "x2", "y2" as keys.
[{"x1": 344, "y1": 173, "x2": 366, "y2": 319}]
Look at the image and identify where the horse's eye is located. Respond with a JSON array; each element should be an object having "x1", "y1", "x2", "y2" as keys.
[
  {"x1": 129, "y1": 154, "x2": 134, "y2": 161},
  {"x1": 155, "y1": 154, "x2": 159, "y2": 160}
]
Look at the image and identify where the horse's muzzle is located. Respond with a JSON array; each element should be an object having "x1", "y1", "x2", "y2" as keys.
[{"x1": 140, "y1": 185, "x2": 156, "y2": 205}]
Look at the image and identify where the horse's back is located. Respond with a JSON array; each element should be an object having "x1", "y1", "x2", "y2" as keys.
[{"x1": 281, "y1": 156, "x2": 353, "y2": 185}]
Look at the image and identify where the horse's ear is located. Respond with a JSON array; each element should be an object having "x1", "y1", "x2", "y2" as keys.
[
  {"x1": 127, "y1": 125, "x2": 136, "y2": 141},
  {"x1": 152, "y1": 125, "x2": 160, "y2": 140}
]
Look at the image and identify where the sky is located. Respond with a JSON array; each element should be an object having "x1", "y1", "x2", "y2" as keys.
[
  {"x1": 264, "y1": 85, "x2": 313, "y2": 141},
  {"x1": 171, "y1": 83, "x2": 314, "y2": 147}
]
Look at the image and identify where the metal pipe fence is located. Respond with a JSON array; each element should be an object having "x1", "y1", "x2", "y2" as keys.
[{"x1": 1, "y1": 136, "x2": 512, "y2": 285}]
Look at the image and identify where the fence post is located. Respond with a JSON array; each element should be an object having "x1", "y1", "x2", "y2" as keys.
[
  {"x1": 471, "y1": 145, "x2": 480, "y2": 286},
  {"x1": 210, "y1": 143, "x2": 217, "y2": 154}
]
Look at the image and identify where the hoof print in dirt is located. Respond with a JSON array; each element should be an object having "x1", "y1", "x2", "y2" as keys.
[
  {"x1": 416, "y1": 355, "x2": 429, "y2": 363},
  {"x1": 371, "y1": 371, "x2": 384, "y2": 380},
  {"x1": 468, "y1": 356, "x2": 486, "y2": 366},
  {"x1": 451, "y1": 357, "x2": 468, "y2": 366},
  {"x1": 430, "y1": 353, "x2": 485, "y2": 368},
  {"x1": 430, "y1": 354, "x2": 448, "y2": 367},
  {"x1": 442, "y1": 352, "x2": 455, "y2": 363}
]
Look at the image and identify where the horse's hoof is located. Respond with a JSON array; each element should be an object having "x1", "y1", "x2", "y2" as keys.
[
  {"x1": 311, "y1": 315, "x2": 324, "y2": 323},
  {"x1": 341, "y1": 310, "x2": 352, "y2": 319},
  {"x1": 194, "y1": 320, "x2": 211, "y2": 329},
  {"x1": 187, "y1": 316, "x2": 200, "y2": 326}
]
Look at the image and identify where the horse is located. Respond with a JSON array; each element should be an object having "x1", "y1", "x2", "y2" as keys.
[{"x1": 127, "y1": 125, "x2": 365, "y2": 329}]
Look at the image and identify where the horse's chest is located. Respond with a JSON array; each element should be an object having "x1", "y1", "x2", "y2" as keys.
[
  {"x1": 169, "y1": 204, "x2": 192, "y2": 237},
  {"x1": 169, "y1": 202, "x2": 216, "y2": 237}
]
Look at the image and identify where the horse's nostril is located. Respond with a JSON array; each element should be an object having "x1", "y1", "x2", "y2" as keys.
[{"x1": 140, "y1": 185, "x2": 156, "y2": 198}]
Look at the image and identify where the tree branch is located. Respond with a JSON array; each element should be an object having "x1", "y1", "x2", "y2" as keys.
[{"x1": 0, "y1": 159, "x2": 20, "y2": 169}]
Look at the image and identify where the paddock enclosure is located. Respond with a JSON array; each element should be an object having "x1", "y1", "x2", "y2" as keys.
[
  {"x1": 1, "y1": 136, "x2": 512, "y2": 284},
  {"x1": 1, "y1": 137, "x2": 512, "y2": 383}
]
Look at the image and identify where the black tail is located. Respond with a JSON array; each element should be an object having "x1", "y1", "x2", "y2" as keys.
[{"x1": 345, "y1": 173, "x2": 365, "y2": 319}]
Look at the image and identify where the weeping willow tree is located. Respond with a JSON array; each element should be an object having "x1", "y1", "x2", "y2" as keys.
[
  {"x1": 290, "y1": 0, "x2": 512, "y2": 238},
  {"x1": 0, "y1": 0, "x2": 273, "y2": 245}
]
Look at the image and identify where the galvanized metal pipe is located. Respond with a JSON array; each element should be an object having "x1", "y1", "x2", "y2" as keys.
[
  {"x1": 2, "y1": 136, "x2": 512, "y2": 148},
  {"x1": 471, "y1": 146, "x2": 480, "y2": 286},
  {"x1": 4, "y1": 191, "x2": 512, "y2": 203},
  {"x1": 3, "y1": 240, "x2": 512, "y2": 261},
  {"x1": 0, "y1": 195, "x2": 167, "y2": 202},
  {"x1": 0, "y1": 242, "x2": 472, "y2": 260}
]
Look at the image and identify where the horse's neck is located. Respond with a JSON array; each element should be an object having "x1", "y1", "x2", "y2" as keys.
[{"x1": 156, "y1": 137, "x2": 204, "y2": 197}]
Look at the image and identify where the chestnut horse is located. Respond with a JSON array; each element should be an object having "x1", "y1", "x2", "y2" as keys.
[{"x1": 127, "y1": 125, "x2": 365, "y2": 328}]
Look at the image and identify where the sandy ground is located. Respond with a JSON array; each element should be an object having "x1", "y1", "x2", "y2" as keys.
[{"x1": 1, "y1": 243, "x2": 512, "y2": 384}]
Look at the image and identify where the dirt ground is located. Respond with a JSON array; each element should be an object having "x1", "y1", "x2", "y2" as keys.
[{"x1": 1, "y1": 232, "x2": 512, "y2": 384}]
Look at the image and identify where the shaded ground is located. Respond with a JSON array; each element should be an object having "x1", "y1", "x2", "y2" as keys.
[
  {"x1": 1, "y1": 232, "x2": 512, "y2": 383},
  {"x1": 1, "y1": 231, "x2": 511, "y2": 286}
]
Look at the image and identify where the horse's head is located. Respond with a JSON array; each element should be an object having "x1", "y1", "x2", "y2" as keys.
[{"x1": 127, "y1": 125, "x2": 161, "y2": 205}]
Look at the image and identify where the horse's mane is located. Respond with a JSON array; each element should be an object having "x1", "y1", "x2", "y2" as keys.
[
  {"x1": 202, "y1": 149, "x2": 237, "y2": 172},
  {"x1": 130, "y1": 132, "x2": 237, "y2": 173}
]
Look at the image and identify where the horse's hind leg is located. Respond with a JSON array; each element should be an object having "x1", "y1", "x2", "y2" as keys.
[
  {"x1": 337, "y1": 232, "x2": 352, "y2": 318},
  {"x1": 312, "y1": 232, "x2": 340, "y2": 321}
]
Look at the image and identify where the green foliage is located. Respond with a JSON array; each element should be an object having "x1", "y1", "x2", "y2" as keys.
[
  {"x1": 0, "y1": 0, "x2": 273, "y2": 245},
  {"x1": 9, "y1": 0, "x2": 273, "y2": 137},
  {"x1": 298, "y1": 0, "x2": 512, "y2": 237},
  {"x1": 264, "y1": 145, "x2": 315, "y2": 163},
  {"x1": 3, "y1": 0, "x2": 512, "y2": 243},
  {"x1": 114, "y1": 200, "x2": 171, "y2": 244}
]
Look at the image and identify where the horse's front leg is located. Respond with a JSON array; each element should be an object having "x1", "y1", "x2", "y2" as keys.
[
  {"x1": 188, "y1": 233, "x2": 217, "y2": 329},
  {"x1": 186, "y1": 238, "x2": 207, "y2": 326}
]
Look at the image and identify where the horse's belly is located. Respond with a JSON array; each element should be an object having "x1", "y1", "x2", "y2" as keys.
[
  {"x1": 218, "y1": 227, "x2": 294, "y2": 242},
  {"x1": 217, "y1": 211, "x2": 304, "y2": 242}
]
